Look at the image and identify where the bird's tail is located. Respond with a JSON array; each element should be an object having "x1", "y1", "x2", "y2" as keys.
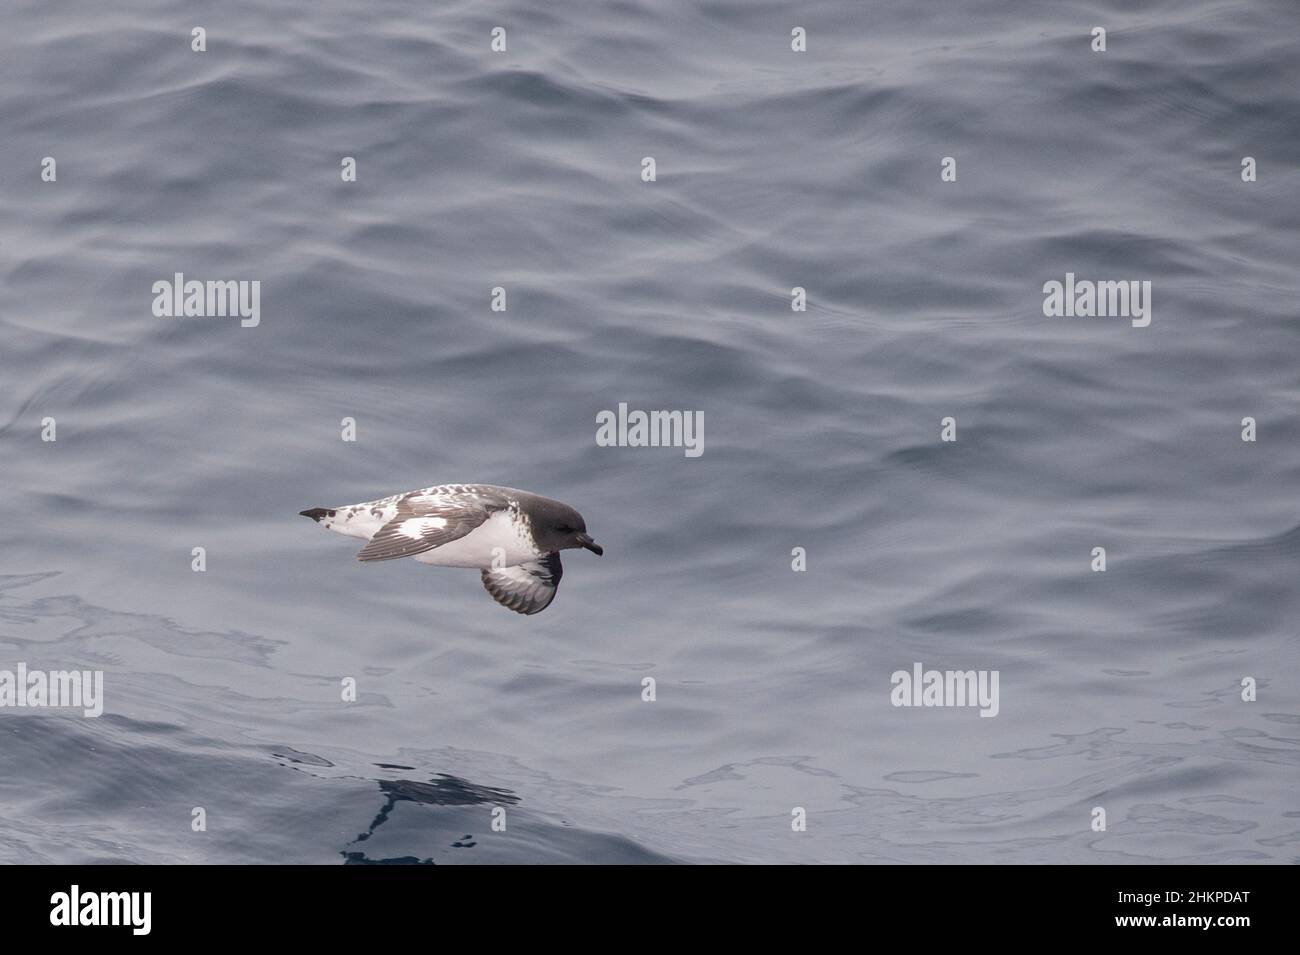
[{"x1": 299, "y1": 507, "x2": 335, "y2": 522}]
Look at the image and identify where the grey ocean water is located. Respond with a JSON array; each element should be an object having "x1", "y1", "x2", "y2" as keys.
[{"x1": 1, "y1": 0, "x2": 1297, "y2": 864}]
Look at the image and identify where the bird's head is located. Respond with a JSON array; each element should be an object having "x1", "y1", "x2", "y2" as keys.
[{"x1": 535, "y1": 502, "x2": 603, "y2": 556}]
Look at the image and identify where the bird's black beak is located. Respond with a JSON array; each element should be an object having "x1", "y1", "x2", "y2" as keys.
[{"x1": 576, "y1": 534, "x2": 603, "y2": 556}]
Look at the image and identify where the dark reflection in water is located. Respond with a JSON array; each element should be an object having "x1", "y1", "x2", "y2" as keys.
[{"x1": 343, "y1": 774, "x2": 520, "y2": 865}]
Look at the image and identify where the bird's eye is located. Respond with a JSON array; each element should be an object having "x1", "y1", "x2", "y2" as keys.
[{"x1": 557, "y1": 524, "x2": 572, "y2": 533}]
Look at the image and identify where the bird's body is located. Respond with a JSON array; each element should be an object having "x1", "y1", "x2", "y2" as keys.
[
  {"x1": 304, "y1": 486, "x2": 540, "y2": 568},
  {"x1": 299, "y1": 483, "x2": 602, "y2": 615}
]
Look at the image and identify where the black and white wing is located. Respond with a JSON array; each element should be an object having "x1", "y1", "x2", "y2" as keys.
[
  {"x1": 355, "y1": 493, "x2": 492, "y2": 562},
  {"x1": 480, "y1": 553, "x2": 564, "y2": 615}
]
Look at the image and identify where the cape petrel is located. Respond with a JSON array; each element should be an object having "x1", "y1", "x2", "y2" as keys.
[{"x1": 300, "y1": 484, "x2": 602, "y2": 615}]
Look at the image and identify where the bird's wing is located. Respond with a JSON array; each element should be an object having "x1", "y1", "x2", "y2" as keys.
[
  {"x1": 355, "y1": 494, "x2": 492, "y2": 562},
  {"x1": 480, "y1": 553, "x2": 564, "y2": 615}
]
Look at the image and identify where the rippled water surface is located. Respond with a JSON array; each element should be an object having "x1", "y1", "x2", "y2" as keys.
[{"x1": 1, "y1": 0, "x2": 1297, "y2": 863}]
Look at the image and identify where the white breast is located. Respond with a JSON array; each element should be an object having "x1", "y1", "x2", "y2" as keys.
[{"x1": 412, "y1": 510, "x2": 538, "y2": 568}]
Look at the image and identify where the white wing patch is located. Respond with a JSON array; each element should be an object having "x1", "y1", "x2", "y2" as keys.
[
  {"x1": 355, "y1": 498, "x2": 491, "y2": 562},
  {"x1": 398, "y1": 516, "x2": 447, "y2": 539}
]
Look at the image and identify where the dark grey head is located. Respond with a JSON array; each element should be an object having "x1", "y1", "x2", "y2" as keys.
[{"x1": 529, "y1": 498, "x2": 603, "y2": 556}]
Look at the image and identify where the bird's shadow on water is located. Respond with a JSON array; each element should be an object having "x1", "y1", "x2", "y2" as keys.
[
  {"x1": 271, "y1": 746, "x2": 521, "y2": 865},
  {"x1": 341, "y1": 773, "x2": 521, "y2": 865},
  {"x1": 276, "y1": 747, "x2": 683, "y2": 864}
]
